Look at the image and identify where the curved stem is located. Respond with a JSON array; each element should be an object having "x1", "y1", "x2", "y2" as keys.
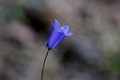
[{"x1": 41, "y1": 50, "x2": 49, "y2": 80}]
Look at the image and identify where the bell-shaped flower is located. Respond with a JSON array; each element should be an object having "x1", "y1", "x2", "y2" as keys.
[{"x1": 46, "y1": 19, "x2": 73, "y2": 49}]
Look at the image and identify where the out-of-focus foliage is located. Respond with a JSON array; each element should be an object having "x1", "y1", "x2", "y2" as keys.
[
  {"x1": 109, "y1": 51, "x2": 120, "y2": 74},
  {"x1": 10, "y1": 5, "x2": 26, "y2": 22}
]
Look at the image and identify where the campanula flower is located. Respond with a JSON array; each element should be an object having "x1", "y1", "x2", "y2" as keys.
[{"x1": 46, "y1": 19, "x2": 73, "y2": 49}]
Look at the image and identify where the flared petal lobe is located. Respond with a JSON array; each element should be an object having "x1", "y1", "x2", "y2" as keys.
[
  {"x1": 66, "y1": 32, "x2": 73, "y2": 36},
  {"x1": 54, "y1": 19, "x2": 60, "y2": 31},
  {"x1": 61, "y1": 25, "x2": 69, "y2": 34}
]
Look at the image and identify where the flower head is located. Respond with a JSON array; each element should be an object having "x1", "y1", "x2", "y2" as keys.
[{"x1": 46, "y1": 19, "x2": 73, "y2": 49}]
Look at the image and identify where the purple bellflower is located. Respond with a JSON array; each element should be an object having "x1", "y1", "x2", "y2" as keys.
[{"x1": 46, "y1": 19, "x2": 73, "y2": 50}]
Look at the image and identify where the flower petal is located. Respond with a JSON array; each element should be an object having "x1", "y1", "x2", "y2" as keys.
[
  {"x1": 46, "y1": 19, "x2": 73, "y2": 49},
  {"x1": 66, "y1": 32, "x2": 73, "y2": 36},
  {"x1": 48, "y1": 32, "x2": 56, "y2": 46},
  {"x1": 54, "y1": 19, "x2": 60, "y2": 31},
  {"x1": 61, "y1": 25, "x2": 69, "y2": 33},
  {"x1": 52, "y1": 23, "x2": 55, "y2": 29},
  {"x1": 48, "y1": 22, "x2": 60, "y2": 46},
  {"x1": 50, "y1": 32, "x2": 66, "y2": 48}
]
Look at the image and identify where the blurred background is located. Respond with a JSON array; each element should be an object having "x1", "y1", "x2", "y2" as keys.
[{"x1": 0, "y1": 0, "x2": 120, "y2": 80}]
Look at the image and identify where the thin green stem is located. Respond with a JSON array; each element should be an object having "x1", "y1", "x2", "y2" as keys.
[{"x1": 41, "y1": 50, "x2": 49, "y2": 80}]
